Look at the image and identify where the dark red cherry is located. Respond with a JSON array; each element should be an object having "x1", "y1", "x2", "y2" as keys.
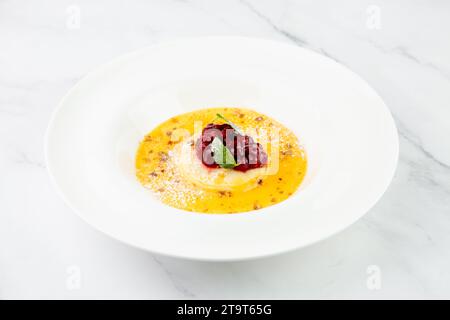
[{"x1": 196, "y1": 123, "x2": 267, "y2": 172}]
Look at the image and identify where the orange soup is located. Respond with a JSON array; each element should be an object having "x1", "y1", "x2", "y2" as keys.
[{"x1": 136, "y1": 108, "x2": 307, "y2": 213}]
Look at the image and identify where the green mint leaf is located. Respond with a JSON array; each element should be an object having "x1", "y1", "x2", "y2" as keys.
[
  {"x1": 215, "y1": 113, "x2": 244, "y2": 135},
  {"x1": 211, "y1": 137, "x2": 237, "y2": 169}
]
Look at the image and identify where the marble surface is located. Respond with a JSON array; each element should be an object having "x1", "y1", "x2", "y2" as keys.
[{"x1": 1, "y1": 0, "x2": 449, "y2": 299}]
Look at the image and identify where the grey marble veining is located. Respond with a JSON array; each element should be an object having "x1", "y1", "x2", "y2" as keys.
[{"x1": 0, "y1": 0, "x2": 449, "y2": 299}]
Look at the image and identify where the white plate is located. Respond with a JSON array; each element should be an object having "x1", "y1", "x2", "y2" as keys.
[{"x1": 46, "y1": 37, "x2": 398, "y2": 261}]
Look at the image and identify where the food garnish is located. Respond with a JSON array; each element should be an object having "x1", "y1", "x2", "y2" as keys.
[
  {"x1": 196, "y1": 115, "x2": 268, "y2": 172},
  {"x1": 214, "y1": 113, "x2": 243, "y2": 135},
  {"x1": 210, "y1": 137, "x2": 238, "y2": 169}
]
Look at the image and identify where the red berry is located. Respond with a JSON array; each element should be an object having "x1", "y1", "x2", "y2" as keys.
[{"x1": 196, "y1": 123, "x2": 267, "y2": 172}]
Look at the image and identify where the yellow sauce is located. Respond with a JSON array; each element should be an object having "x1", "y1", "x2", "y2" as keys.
[{"x1": 135, "y1": 108, "x2": 307, "y2": 213}]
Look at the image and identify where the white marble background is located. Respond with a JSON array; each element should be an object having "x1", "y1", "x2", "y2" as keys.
[{"x1": 0, "y1": 0, "x2": 449, "y2": 299}]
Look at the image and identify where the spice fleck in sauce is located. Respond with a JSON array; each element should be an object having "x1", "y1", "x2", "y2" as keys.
[{"x1": 135, "y1": 108, "x2": 307, "y2": 213}]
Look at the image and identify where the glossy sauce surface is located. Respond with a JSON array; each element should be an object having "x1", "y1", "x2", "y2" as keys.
[{"x1": 135, "y1": 108, "x2": 307, "y2": 213}]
